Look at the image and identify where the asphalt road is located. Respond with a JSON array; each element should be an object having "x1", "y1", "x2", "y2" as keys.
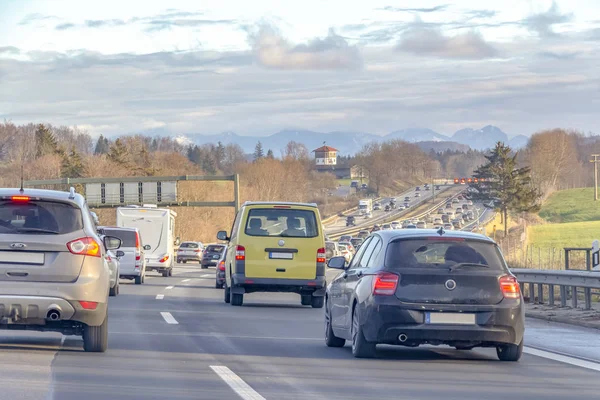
[{"x1": 1, "y1": 265, "x2": 600, "y2": 400}]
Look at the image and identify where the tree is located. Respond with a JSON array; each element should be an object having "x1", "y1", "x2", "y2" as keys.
[
  {"x1": 108, "y1": 138, "x2": 130, "y2": 167},
  {"x1": 471, "y1": 142, "x2": 540, "y2": 237},
  {"x1": 35, "y1": 124, "x2": 58, "y2": 158},
  {"x1": 284, "y1": 141, "x2": 309, "y2": 161},
  {"x1": 94, "y1": 135, "x2": 110, "y2": 155},
  {"x1": 60, "y1": 147, "x2": 87, "y2": 178},
  {"x1": 266, "y1": 149, "x2": 274, "y2": 159},
  {"x1": 253, "y1": 141, "x2": 264, "y2": 161},
  {"x1": 215, "y1": 141, "x2": 226, "y2": 170}
]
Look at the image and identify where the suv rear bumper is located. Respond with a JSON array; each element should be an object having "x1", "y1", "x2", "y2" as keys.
[{"x1": 231, "y1": 274, "x2": 326, "y2": 295}]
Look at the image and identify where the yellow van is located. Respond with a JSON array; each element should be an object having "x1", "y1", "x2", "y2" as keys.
[{"x1": 217, "y1": 202, "x2": 326, "y2": 308}]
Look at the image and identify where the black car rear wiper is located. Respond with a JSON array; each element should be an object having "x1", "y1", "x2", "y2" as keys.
[
  {"x1": 15, "y1": 228, "x2": 60, "y2": 234},
  {"x1": 449, "y1": 262, "x2": 489, "y2": 272}
]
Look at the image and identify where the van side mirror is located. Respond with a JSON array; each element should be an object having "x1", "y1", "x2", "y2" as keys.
[
  {"x1": 174, "y1": 237, "x2": 181, "y2": 246},
  {"x1": 104, "y1": 236, "x2": 122, "y2": 251},
  {"x1": 217, "y1": 231, "x2": 229, "y2": 241},
  {"x1": 143, "y1": 244, "x2": 151, "y2": 251}
]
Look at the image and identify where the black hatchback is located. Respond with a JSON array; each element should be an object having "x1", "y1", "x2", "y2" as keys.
[
  {"x1": 201, "y1": 244, "x2": 226, "y2": 269},
  {"x1": 324, "y1": 229, "x2": 524, "y2": 361}
]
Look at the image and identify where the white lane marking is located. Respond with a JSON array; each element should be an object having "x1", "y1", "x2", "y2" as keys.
[
  {"x1": 160, "y1": 312, "x2": 179, "y2": 324},
  {"x1": 524, "y1": 347, "x2": 600, "y2": 372},
  {"x1": 210, "y1": 365, "x2": 266, "y2": 400},
  {"x1": 181, "y1": 279, "x2": 190, "y2": 282},
  {"x1": 200, "y1": 274, "x2": 213, "y2": 278},
  {"x1": 155, "y1": 294, "x2": 164, "y2": 300},
  {"x1": 165, "y1": 286, "x2": 174, "y2": 290}
]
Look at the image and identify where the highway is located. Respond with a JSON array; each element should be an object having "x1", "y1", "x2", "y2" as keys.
[{"x1": 2, "y1": 265, "x2": 600, "y2": 400}]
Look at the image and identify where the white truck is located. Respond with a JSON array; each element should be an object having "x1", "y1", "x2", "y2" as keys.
[
  {"x1": 116, "y1": 205, "x2": 179, "y2": 277},
  {"x1": 358, "y1": 199, "x2": 373, "y2": 215}
]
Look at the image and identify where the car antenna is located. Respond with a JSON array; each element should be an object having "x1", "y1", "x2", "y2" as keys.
[
  {"x1": 19, "y1": 164, "x2": 24, "y2": 193},
  {"x1": 437, "y1": 226, "x2": 445, "y2": 236}
]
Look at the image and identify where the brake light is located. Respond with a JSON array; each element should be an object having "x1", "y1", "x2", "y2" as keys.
[
  {"x1": 235, "y1": 245, "x2": 245, "y2": 260},
  {"x1": 135, "y1": 233, "x2": 140, "y2": 248},
  {"x1": 499, "y1": 275, "x2": 520, "y2": 299},
  {"x1": 194, "y1": 249, "x2": 201, "y2": 253},
  {"x1": 218, "y1": 261, "x2": 226, "y2": 271},
  {"x1": 372, "y1": 272, "x2": 399, "y2": 296},
  {"x1": 11, "y1": 195, "x2": 30, "y2": 202},
  {"x1": 273, "y1": 205, "x2": 291, "y2": 208},
  {"x1": 159, "y1": 255, "x2": 169, "y2": 263},
  {"x1": 79, "y1": 301, "x2": 98, "y2": 310},
  {"x1": 136, "y1": 255, "x2": 141, "y2": 261},
  {"x1": 317, "y1": 247, "x2": 326, "y2": 263},
  {"x1": 67, "y1": 237, "x2": 101, "y2": 258}
]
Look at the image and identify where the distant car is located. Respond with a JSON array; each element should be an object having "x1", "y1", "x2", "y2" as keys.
[
  {"x1": 467, "y1": 200, "x2": 473, "y2": 206},
  {"x1": 434, "y1": 217, "x2": 443, "y2": 224},
  {"x1": 346, "y1": 216, "x2": 356, "y2": 227},
  {"x1": 415, "y1": 193, "x2": 421, "y2": 198},
  {"x1": 326, "y1": 241, "x2": 341, "y2": 260},
  {"x1": 457, "y1": 195, "x2": 464, "y2": 201},
  {"x1": 201, "y1": 244, "x2": 226, "y2": 269},
  {"x1": 339, "y1": 235, "x2": 353, "y2": 243},
  {"x1": 350, "y1": 238, "x2": 364, "y2": 249},
  {"x1": 385, "y1": 205, "x2": 391, "y2": 212},
  {"x1": 404, "y1": 197, "x2": 411, "y2": 202},
  {"x1": 437, "y1": 208, "x2": 445, "y2": 214},
  {"x1": 435, "y1": 185, "x2": 441, "y2": 190},
  {"x1": 452, "y1": 198, "x2": 460, "y2": 204},
  {"x1": 404, "y1": 202, "x2": 410, "y2": 208},
  {"x1": 357, "y1": 230, "x2": 370, "y2": 239},
  {"x1": 325, "y1": 230, "x2": 525, "y2": 361},
  {"x1": 391, "y1": 221, "x2": 401, "y2": 229},
  {"x1": 371, "y1": 225, "x2": 381, "y2": 233},
  {"x1": 373, "y1": 203, "x2": 382, "y2": 211},
  {"x1": 425, "y1": 186, "x2": 430, "y2": 190},
  {"x1": 177, "y1": 241, "x2": 204, "y2": 264},
  {"x1": 361, "y1": 183, "x2": 368, "y2": 190},
  {"x1": 456, "y1": 208, "x2": 463, "y2": 215},
  {"x1": 215, "y1": 255, "x2": 226, "y2": 289},
  {"x1": 338, "y1": 244, "x2": 352, "y2": 263},
  {"x1": 433, "y1": 224, "x2": 443, "y2": 230},
  {"x1": 444, "y1": 223, "x2": 454, "y2": 230},
  {"x1": 339, "y1": 241, "x2": 356, "y2": 255},
  {"x1": 462, "y1": 213, "x2": 470, "y2": 222},
  {"x1": 452, "y1": 219, "x2": 463, "y2": 229},
  {"x1": 416, "y1": 221, "x2": 426, "y2": 229},
  {"x1": 405, "y1": 224, "x2": 417, "y2": 229},
  {"x1": 462, "y1": 204, "x2": 470, "y2": 210},
  {"x1": 415, "y1": 187, "x2": 420, "y2": 191},
  {"x1": 98, "y1": 226, "x2": 148, "y2": 285},
  {"x1": 365, "y1": 211, "x2": 373, "y2": 219},
  {"x1": 446, "y1": 203, "x2": 453, "y2": 209},
  {"x1": 350, "y1": 181, "x2": 359, "y2": 188},
  {"x1": 382, "y1": 224, "x2": 392, "y2": 230}
]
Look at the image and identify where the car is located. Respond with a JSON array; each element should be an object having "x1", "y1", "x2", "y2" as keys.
[
  {"x1": 416, "y1": 221, "x2": 426, "y2": 229},
  {"x1": 437, "y1": 208, "x2": 445, "y2": 214},
  {"x1": 467, "y1": 200, "x2": 473, "y2": 206},
  {"x1": 361, "y1": 183, "x2": 368, "y2": 190},
  {"x1": 397, "y1": 205, "x2": 405, "y2": 210},
  {"x1": 415, "y1": 193, "x2": 421, "y2": 198},
  {"x1": 411, "y1": 219, "x2": 419, "y2": 225},
  {"x1": 435, "y1": 185, "x2": 441, "y2": 190},
  {"x1": 324, "y1": 230, "x2": 524, "y2": 360},
  {"x1": 415, "y1": 186, "x2": 420, "y2": 191},
  {"x1": 0, "y1": 187, "x2": 122, "y2": 352},
  {"x1": 452, "y1": 198, "x2": 460, "y2": 204},
  {"x1": 446, "y1": 202, "x2": 453, "y2": 209},
  {"x1": 455, "y1": 208, "x2": 463, "y2": 215},
  {"x1": 326, "y1": 241, "x2": 341, "y2": 260},
  {"x1": 364, "y1": 211, "x2": 373, "y2": 219},
  {"x1": 404, "y1": 197, "x2": 410, "y2": 202},
  {"x1": 350, "y1": 237, "x2": 364, "y2": 250},
  {"x1": 350, "y1": 181, "x2": 359, "y2": 188},
  {"x1": 457, "y1": 195, "x2": 464, "y2": 201},
  {"x1": 382, "y1": 224, "x2": 392, "y2": 230},
  {"x1": 371, "y1": 225, "x2": 381, "y2": 233},
  {"x1": 217, "y1": 201, "x2": 326, "y2": 308},
  {"x1": 98, "y1": 226, "x2": 149, "y2": 285},
  {"x1": 177, "y1": 241, "x2": 204, "y2": 264},
  {"x1": 404, "y1": 202, "x2": 410, "y2": 208},
  {"x1": 339, "y1": 241, "x2": 356, "y2": 255},
  {"x1": 433, "y1": 217, "x2": 443, "y2": 224},
  {"x1": 357, "y1": 230, "x2": 370, "y2": 239},
  {"x1": 338, "y1": 244, "x2": 353, "y2": 263},
  {"x1": 433, "y1": 224, "x2": 443, "y2": 230},
  {"x1": 391, "y1": 221, "x2": 401, "y2": 229},
  {"x1": 425, "y1": 186, "x2": 430, "y2": 190},
  {"x1": 462, "y1": 204, "x2": 469, "y2": 210},
  {"x1": 373, "y1": 203, "x2": 382, "y2": 211},
  {"x1": 443, "y1": 223, "x2": 454, "y2": 230},
  {"x1": 346, "y1": 216, "x2": 356, "y2": 227},
  {"x1": 339, "y1": 235, "x2": 352, "y2": 243},
  {"x1": 201, "y1": 244, "x2": 226, "y2": 269},
  {"x1": 405, "y1": 224, "x2": 417, "y2": 229},
  {"x1": 384, "y1": 205, "x2": 391, "y2": 212},
  {"x1": 462, "y1": 213, "x2": 470, "y2": 222},
  {"x1": 105, "y1": 250, "x2": 121, "y2": 297},
  {"x1": 441, "y1": 214, "x2": 450, "y2": 223},
  {"x1": 390, "y1": 197, "x2": 397, "y2": 203},
  {"x1": 215, "y1": 255, "x2": 226, "y2": 289},
  {"x1": 452, "y1": 220, "x2": 463, "y2": 229},
  {"x1": 446, "y1": 211, "x2": 455, "y2": 219}
]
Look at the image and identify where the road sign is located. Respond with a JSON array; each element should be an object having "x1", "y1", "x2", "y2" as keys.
[{"x1": 592, "y1": 240, "x2": 600, "y2": 271}]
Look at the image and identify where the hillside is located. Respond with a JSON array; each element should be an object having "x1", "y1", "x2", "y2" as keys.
[{"x1": 538, "y1": 188, "x2": 600, "y2": 223}]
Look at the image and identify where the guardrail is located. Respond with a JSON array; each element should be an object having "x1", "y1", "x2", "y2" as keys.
[{"x1": 511, "y1": 268, "x2": 600, "y2": 310}]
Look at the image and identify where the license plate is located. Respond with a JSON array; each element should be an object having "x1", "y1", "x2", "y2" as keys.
[
  {"x1": 425, "y1": 312, "x2": 475, "y2": 325},
  {"x1": 213, "y1": 255, "x2": 219, "y2": 259},
  {"x1": 269, "y1": 252, "x2": 293, "y2": 260},
  {"x1": 0, "y1": 251, "x2": 44, "y2": 265}
]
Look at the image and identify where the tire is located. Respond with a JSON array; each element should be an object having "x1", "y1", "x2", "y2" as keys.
[
  {"x1": 311, "y1": 295, "x2": 325, "y2": 309},
  {"x1": 168, "y1": 267, "x2": 173, "y2": 277},
  {"x1": 496, "y1": 340, "x2": 523, "y2": 362},
  {"x1": 224, "y1": 282, "x2": 231, "y2": 303},
  {"x1": 135, "y1": 275, "x2": 142, "y2": 285},
  {"x1": 215, "y1": 281, "x2": 223, "y2": 289},
  {"x1": 182, "y1": 260, "x2": 187, "y2": 264},
  {"x1": 177, "y1": 259, "x2": 181, "y2": 263},
  {"x1": 231, "y1": 290, "x2": 244, "y2": 306},
  {"x1": 162, "y1": 269, "x2": 169, "y2": 277},
  {"x1": 301, "y1": 295, "x2": 312, "y2": 306},
  {"x1": 109, "y1": 281, "x2": 119, "y2": 297},
  {"x1": 83, "y1": 314, "x2": 108, "y2": 353},
  {"x1": 325, "y1": 304, "x2": 345, "y2": 348},
  {"x1": 201, "y1": 264, "x2": 208, "y2": 269},
  {"x1": 351, "y1": 308, "x2": 376, "y2": 358}
]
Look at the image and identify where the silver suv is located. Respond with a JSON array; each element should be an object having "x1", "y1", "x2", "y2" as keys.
[
  {"x1": 0, "y1": 188, "x2": 121, "y2": 352},
  {"x1": 98, "y1": 226, "x2": 149, "y2": 285}
]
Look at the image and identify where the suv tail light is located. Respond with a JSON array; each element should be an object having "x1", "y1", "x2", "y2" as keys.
[
  {"x1": 159, "y1": 255, "x2": 169, "y2": 263},
  {"x1": 79, "y1": 301, "x2": 98, "y2": 310},
  {"x1": 499, "y1": 275, "x2": 520, "y2": 299},
  {"x1": 317, "y1": 248, "x2": 326, "y2": 263},
  {"x1": 67, "y1": 237, "x2": 101, "y2": 258},
  {"x1": 372, "y1": 272, "x2": 399, "y2": 296},
  {"x1": 135, "y1": 233, "x2": 140, "y2": 248},
  {"x1": 235, "y1": 245, "x2": 245, "y2": 261},
  {"x1": 218, "y1": 260, "x2": 226, "y2": 271}
]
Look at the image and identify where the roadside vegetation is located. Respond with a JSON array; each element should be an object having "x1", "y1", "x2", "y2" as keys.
[{"x1": 538, "y1": 188, "x2": 600, "y2": 223}]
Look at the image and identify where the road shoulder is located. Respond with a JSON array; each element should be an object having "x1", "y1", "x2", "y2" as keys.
[{"x1": 525, "y1": 303, "x2": 600, "y2": 330}]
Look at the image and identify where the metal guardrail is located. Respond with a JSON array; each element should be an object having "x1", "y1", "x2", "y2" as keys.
[{"x1": 511, "y1": 268, "x2": 600, "y2": 310}]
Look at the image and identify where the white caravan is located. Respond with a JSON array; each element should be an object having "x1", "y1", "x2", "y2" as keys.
[{"x1": 116, "y1": 205, "x2": 179, "y2": 277}]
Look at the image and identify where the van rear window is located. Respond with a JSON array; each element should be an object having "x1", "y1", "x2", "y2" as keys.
[
  {"x1": 102, "y1": 229, "x2": 137, "y2": 247},
  {"x1": 245, "y1": 208, "x2": 318, "y2": 238},
  {"x1": 206, "y1": 245, "x2": 224, "y2": 253},
  {"x1": 0, "y1": 200, "x2": 83, "y2": 234},
  {"x1": 180, "y1": 242, "x2": 199, "y2": 249}
]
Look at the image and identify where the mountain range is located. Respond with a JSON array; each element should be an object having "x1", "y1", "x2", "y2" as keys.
[{"x1": 171, "y1": 125, "x2": 529, "y2": 155}]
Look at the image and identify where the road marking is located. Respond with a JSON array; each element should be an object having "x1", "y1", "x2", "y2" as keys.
[
  {"x1": 210, "y1": 366, "x2": 266, "y2": 400},
  {"x1": 165, "y1": 286, "x2": 174, "y2": 290},
  {"x1": 155, "y1": 294, "x2": 164, "y2": 300},
  {"x1": 160, "y1": 312, "x2": 178, "y2": 324},
  {"x1": 111, "y1": 331, "x2": 321, "y2": 341},
  {"x1": 200, "y1": 274, "x2": 213, "y2": 278},
  {"x1": 524, "y1": 346, "x2": 600, "y2": 372},
  {"x1": 181, "y1": 279, "x2": 190, "y2": 282}
]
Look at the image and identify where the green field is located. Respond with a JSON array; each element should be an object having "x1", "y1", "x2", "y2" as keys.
[
  {"x1": 539, "y1": 187, "x2": 600, "y2": 223},
  {"x1": 527, "y1": 220, "x2": 600, "y2": 248},
  {"x1": 336, "y1": 178, "x2": 368, "y2": 186}
]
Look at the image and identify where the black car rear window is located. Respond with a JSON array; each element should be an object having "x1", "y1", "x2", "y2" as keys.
[
  {"x1": 102, "y1": 229, "x2": 137, "y2": 247},
  {"x1": 385, "y1": 238, "x2": 507, "y2": 271},
  {"x1": 206, "y1": 245, "x2": 224, "y2": 253},
  {"x1": 0, "y1": 200, "x2": 83, "y2": 234},
  {"x1": 180, "y1": 242, "x2": 199, "y2": 249},
  {"x1": 245, "y1": 208, "x2": 318, "y2": 238}
]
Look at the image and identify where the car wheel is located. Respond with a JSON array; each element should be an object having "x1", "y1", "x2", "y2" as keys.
[
  {"x1": 301, "y1": 295, "x2": 312, "y2": 306},
  {"x1": 135, "y1": 275, "x2": 142, "y2": 285},
  {"x1": 496, "y1": 340, "x2": 523, "y2": 362},
  {"x1": 325, "y1": 304, "x2": 345, "y2": 348},
  {"x1": 230, "y1": 290, "x2": 243, "y2": 306},
  {"x1": 109, "y1": 283, "x2": 117, "y2": 297},
  {"x1": 201, "y1": 264, "x2": 208, "y2": 269},
  {"x1": 224, "y1": 282, "x2": 231, "y2": 303},
  {"x1": 83, "y1": 314, "x2": 108, "y2": 353},
  {"x1": 351, "y1": 308, "x2": 376, "y2": 358},
  {"x1": 311, "y1": 295, "x2": 325, "y2": 309},
  {"x1": 182, "y1": 260, "x2": 187, "y2": 264},
  {"x1": 162, "y1": 269, "x2": 169, "y2": 277},
  {"x1": 215, "y1": 281, "x2": 223, "y2": 289},
  {"x1": 177, "y1": 259, "x2": 181, "y2": 263}
]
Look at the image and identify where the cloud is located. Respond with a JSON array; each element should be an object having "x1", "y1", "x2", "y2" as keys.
[
  {"x1": 537, "y1": 51, "x2": 580, "y2": 60},
  {"x1": 465, "y1": 10, "x2": 497, "y2": 20},
  {"x1": 85, "y1": 19, "x2": 126, "y2": 28},
  {"x1": 380, "y1": 5, "x2": 450, "y2": 13},
  {"x1": 523, "y1": 1, "x2": 573, "y2": 37},
  {"x1": 18, "y1": 13, "x2": 58, "y2": 26},
  {"x1": 247, "y1": 24, "x2": 363, "y2": 70},
  {"x1": 0, "y1": 46, "x2": 20, "y2": 55},
  {"x1": 144, "y1": 19, "x2": 237, "y2": 32},
  {"x1": 55, "y1": 23, "x2": 76, "y2": 31},
  {"x1": 396, "y1": 24, "x2": 497, "y2": 59}
]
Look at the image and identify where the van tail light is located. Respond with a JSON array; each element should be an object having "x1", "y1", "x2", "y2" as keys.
[
  {"x1": 67, "y1": 237, "x2": 101, "y2": 258},
  {"x1": 79, "y1": 301, "x2": 98, "y2": 310},
  {"x1": 372, "y1": 272, "x2": 399, "y2": 296},
  {"x1": 135, "y1": 233, "x2": 140, "y2": 248},
  {"x1": 499, "y1": 275, "x2": 520, "y2": 299},
  {"x1": 136, "y1": 254, "x2": 141, "y2": 261},
  {"x1": 218, "y1": 261, "x2": 226, "y2": 271},
  {"x1": 317, "y1": 248, "x2": 326, "y2": 263},
  {"x1": 235, "y1": 245, "x2": 245, "y2": 261},
  {"x1": 159, "y1": 255, "x2": 169, "y2": 263}
]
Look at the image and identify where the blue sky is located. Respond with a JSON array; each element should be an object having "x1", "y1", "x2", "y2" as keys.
[{"x1": 1, "y1": 0, "x2": 599, "y2": 138}]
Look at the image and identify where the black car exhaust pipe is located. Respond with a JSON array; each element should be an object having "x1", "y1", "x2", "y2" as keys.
[
  {"x1": 47, "y1": 310, "x2": 61, "y2": 321},
  {"x1": 398, "y1": 333, "x2": 408, "y2": 343}
]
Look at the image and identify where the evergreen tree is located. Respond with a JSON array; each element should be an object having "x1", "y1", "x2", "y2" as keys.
[
  {"x1": 94, "y1": 135, "x2": 110, "y2": 155},
  {"x1": 60, "y1": 146, "x2": 87, "y2": 178},
  {"x1": 253, "y1": 141, "x2": 264, "y2": 161},
  {"x1": 138, "y1": 146, "x2": 156, "y2": 176},
  {"x1": 35, "y1": 124, "x2": 59, "y2": 158},
  {"x1": 108, "y1": 138, "x2": 130, "y2": 167},
  {"x1": 215, "y1": 141, "x2": 226, "y2": 170},
  {"x1": 266, "y1": 149, "x2": 274, "y2": 159},
  {"x1": 471, "y1": 142, "x2": 540, "y2": 237}
]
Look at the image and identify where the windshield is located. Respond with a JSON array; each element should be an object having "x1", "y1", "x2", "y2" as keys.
[
  {"x1": 179, "y1": 242, "x2": 199, "y2": 249},
  {"x1": 206, "y1": 245, "x2": 225, "y2": 253},
  {"x1": 0, "y1": 200, "x2": 82, "y2": 234}
]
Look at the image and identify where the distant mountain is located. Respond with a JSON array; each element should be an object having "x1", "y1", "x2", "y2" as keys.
[
  {"x1": 509, "y1": 135, "x2": 529, "y2": 149},
  {"x1": 387, "y1": 128, "x2": 449, "y2": 143},
  {"x1": 452, "y1": 125, "x2": 509, "y2": 151},
  {"x1": 416, "y1": 141, "x2": 470, "y2": 153}
]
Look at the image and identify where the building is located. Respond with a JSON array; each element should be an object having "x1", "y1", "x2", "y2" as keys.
[{"x1": 313, "y1": 145, "x2": 338, "y2": 169}]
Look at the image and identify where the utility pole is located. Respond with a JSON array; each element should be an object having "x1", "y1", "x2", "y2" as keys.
[{"x1": 591, "y1": 155, "x2": 600, "y2": 201}]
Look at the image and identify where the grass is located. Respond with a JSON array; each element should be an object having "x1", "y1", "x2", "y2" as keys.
[
  {"x1": 336, "y1": 178, "x2": 368, "y2": 186},
  {"x1": 539, "y1": 187, "x2": 600, "y2": 223},
  {"x1": 527, "y1": 221, "x2": 600, "y2": 248}
]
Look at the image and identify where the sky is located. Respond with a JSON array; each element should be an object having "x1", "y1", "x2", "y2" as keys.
[{"x1": 0, "y1": 0, "x2": 599, "y2": 138}]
